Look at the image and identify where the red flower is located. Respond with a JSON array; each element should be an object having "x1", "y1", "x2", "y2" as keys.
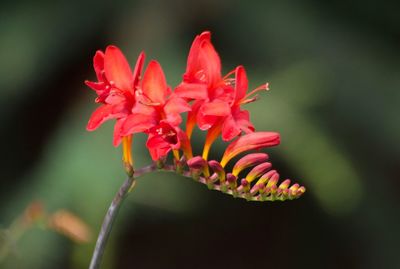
[
  {"x1": 175, "y1": 31, "x2": 233, "y2": 136},
  {"x1": 85, "y1": 46, "x2": 153, "y2": 146},
  {"x1": 121, "y1": 60, "x2": 191, "y2": 160},
  {"x1": 175, "y1": 32, "x2": 269, "y2": 160},
  {"x1": 220, "y1": 66, "x2": 270, "y2": 141},
  {"x1": 146, "y1": 122, "x2": 180, "y2": 161}
]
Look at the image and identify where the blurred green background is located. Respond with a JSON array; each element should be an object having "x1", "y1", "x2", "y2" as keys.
[{"x1": 1, "y1": 0, "x2": 399, "y2": 268}]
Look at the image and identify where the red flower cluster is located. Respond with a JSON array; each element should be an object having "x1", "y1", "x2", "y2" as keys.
[{"x1": 86, "y1": 31, "x2": 276, "y2": 163}]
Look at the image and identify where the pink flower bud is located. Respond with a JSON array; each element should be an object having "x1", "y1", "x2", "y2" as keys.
[
  {"x1": 278, "y1": 179, "x2": 291, "y2": 190},
  {"x1": 232, "y1": 153, "x2": 269, "y2": 176},
  {"x1": 208, "y1": 160, "x2": 226, "y2": 183},
  {"x1": 256, "y1": 170, "x2": 277, "y2": 185},
  {"x1": 266, "y1": 173, "x2": 280, "y2": 188},
  {"x1": 187, "y1": 156, "x2": 207, "y2": 170},
  {"x1": 220, "y1": 132, "x2": 280, "y2": 167},
  {"x1": 245, "y1": 162, "x2": 272, "y2": 183}
]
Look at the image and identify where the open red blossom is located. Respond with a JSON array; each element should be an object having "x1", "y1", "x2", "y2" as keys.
[
  {"x1": 174, "y1": 31, "x2": 234, "y2": 136},
  {"x1": 175, "y1": 32, "x2": 268, "y2": 146},
  {"x1": 120, "y1": 60, "x2": 191, "y2": 160},
  {"x1": 146, "y1": 122, "x2": 181, "y2": 161},
  {"x1": 85, "y1": 46, "x2": 153, "y2": 146}
]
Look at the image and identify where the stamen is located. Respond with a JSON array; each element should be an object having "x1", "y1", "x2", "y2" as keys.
[{"x1": 242, "y1": 82, "x2": 269, "y2": 101}]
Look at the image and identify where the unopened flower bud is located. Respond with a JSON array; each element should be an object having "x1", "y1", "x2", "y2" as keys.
[
  {"x1": 296, "y1": 186, "x2": 306, "y2": 197},
  {"x1": 289, "y1": 184, "x2": 300, "y2": 198},
  {"x1": 187, "y1": 156, "x2": 207, "y2": 179},
  {"x1": 278, "y1": 179, "x2": 291, "y2": 190},
  {"x1": 239, "y1": 178, "x2": 250, "y2": 192},
  {"x1": 266, "y1": 173, "x2": 279, "y2": 188},
  {"x1": 226, "y1": 173, "x2": 237, "y2": 184},
  {"x1": 187, "y1": 156, "x2": 207, "y2": 170},
  {"x1": 256, "y1": 170, "x2": 277, "y2": 185},
  {"x1": 245, "y1": 162, "x2": 272, "y2": 183},
  {"x1": 232, "y1": 153, "x2": 269, "y2": 176},
  {"x1": 208, "y1": 160, "x2": 226, "y2": 183},
  {"x1": 226, "y1": 173, "x2": 238, "y2": 195}
]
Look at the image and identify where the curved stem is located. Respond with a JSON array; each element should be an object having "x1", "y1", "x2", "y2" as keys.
[
  {"x1": 89, "y1": 163, "x2": 157, "y2": 269},
  {"x1": 89, "y1": 175, "x2": 135, "y2": 269}
]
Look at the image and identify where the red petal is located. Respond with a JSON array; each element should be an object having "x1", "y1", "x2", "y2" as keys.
[
  {"x1": 234, "y1": 109, "x2": 254, "y2": 134},
  {"x1": 197, "y1": 113, "x2": 218, "y2": 130},
  {"x1": 105, "y1": 90, "x2": 127, "y2": 105},
  {"x1": 164, "y1": 96, "x2": 191, "y2": 115},
  {"x1": 199, "y1": 37, "x2": 222, "y2": 86},
  {"x1": 86, "y1": 104, "x2": 128, "y2": 131},
  {"x1": 131, "y1": 101, "x2": 156, "y2": 116},
  {"x1": 185, "y1": 31, "x2": 221, "y2": 86},
  {"x1": 174, "y1": 82, "x2": 208, "y2": 100},
  {"x1": 146, "y1": 123, "x2": 180, "y2": 160},
  {"x1": 132, "y1": 51, "x2": 145, "y2": 88},
  {"x1": 142, "y1": 60, "x2": 170, "y2": 105},
  {"x1": 185, "y1": 32, "x2": 210, "y2": 78},
  {"x1": 146, "y1": 134, "x2": 172, "y2": 161},
  {"x1": 93, "y1": 50, "x2": 105, "y2": 81},
  {"x1": 104, "y1": 46, "x2": 133, "y2": 92},
  {"x1": 221, "y1": 114, "x2": 241, "y2": 141},
  {"x1": 200, "y1": 100, "x2": 231, "y2": 116},
  {"x1": 85, "y1": 80, "x2": 107, "y2": 92},
  {"x1": 120, "y1": 113, "x2": 156, "y2": 135},
  {"x1": 112, "y1": 118, "x2": 126, "y2": 146},
  {"x1": 234, "y1": 66, "x2": 248, "y2": 104}
]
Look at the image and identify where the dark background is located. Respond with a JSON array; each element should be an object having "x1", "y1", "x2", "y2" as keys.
[{"x1": 1, "y1": 0, "x2": 399, "y2": 268}]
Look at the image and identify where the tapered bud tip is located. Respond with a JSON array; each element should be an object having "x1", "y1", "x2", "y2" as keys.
[
  {"x1": 289, "y1": 183, "x2": 299, "y2": 193},
  {"x1": 279, "y1": 179, "x2": 291, "y2": 190},
  {"x1": 241, "y1": 178, "x2": 249, "y2": 187},
  {"x1": 246, "y1": 162, "x2": 272, "y2": 183},
  {"x1": 187, "y1": 156, "x2": 207, "y2": 170},
  {"x1": 226, "y1": 173, "x2": 237, "y2": 183},
  {"x1": 266, "y1": 173, "x2": 279, "y2": 187},
  {"x1": 220, "y1": 132, "x2": 280, "y2": 167},
  {"x1": 232, "y1": 153, "x2": 269, "y2": 176},
  {"x1": 208, "y1": 160, "x2": 224, "y2": 173},
  {"x1": 297, "y1": 186, "x2": 306, "y2": 195}
]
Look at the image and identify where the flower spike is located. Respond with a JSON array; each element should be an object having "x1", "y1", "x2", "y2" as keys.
[
  {"x1": 85, "y1": 31, "x2": 306, "y2": 269},
  {"x1": 85, "y1": 32, "x2": 305, "y2": 204}
]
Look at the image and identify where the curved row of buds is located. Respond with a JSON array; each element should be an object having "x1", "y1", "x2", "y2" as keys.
[
  {"x1": 187, "y1": 153, "x2": 306, "y2": 201},
  {"x1": 184, "y1": 132, "x2": 305, "y2": 202}
]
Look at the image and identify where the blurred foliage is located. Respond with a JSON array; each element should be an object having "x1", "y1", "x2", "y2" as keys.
[{"x1": 0, "y1": 0, "x2": 399, "y2": 268}]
